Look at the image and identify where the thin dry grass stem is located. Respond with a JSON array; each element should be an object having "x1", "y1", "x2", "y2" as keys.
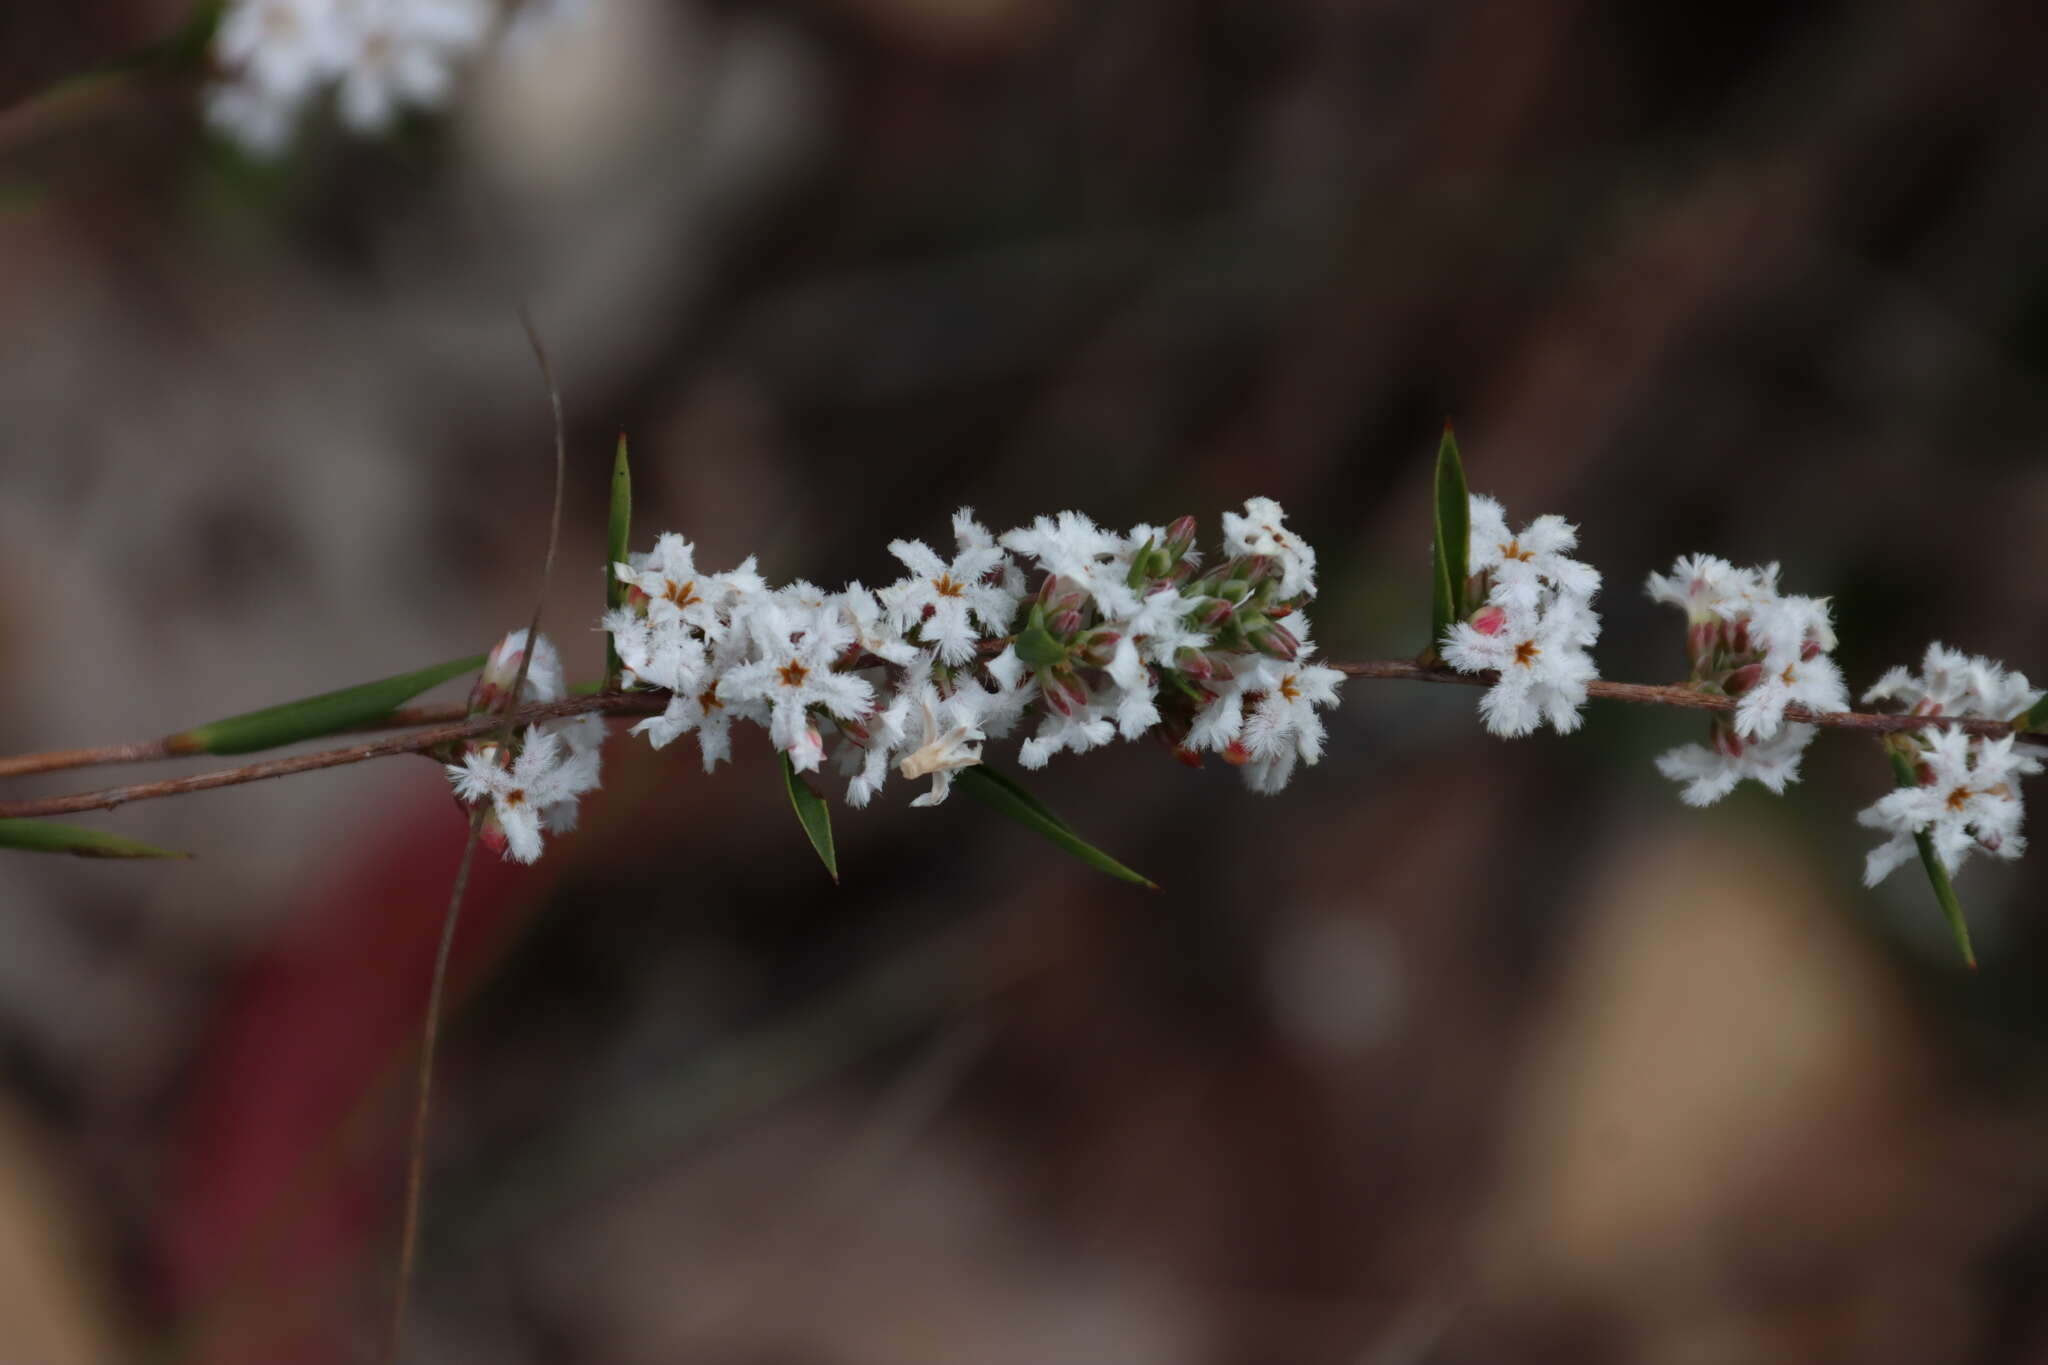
[
  {"x1": 0, "y1": 665, "x2": 2026, "y2": 822},
  {"x1": 383, "y1": 811, "x2": 483, "y2": 1365},
  {"x1": 383, "y1": 310, "x2": 571, "y2": 1365}
]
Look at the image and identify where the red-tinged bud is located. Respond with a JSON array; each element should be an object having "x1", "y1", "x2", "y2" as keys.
[
  {"x1": 1471, "y1": 604, "x2": 1509, "y2": 637},
  {"x1": 1713, "y1": 725, "x2": 1744, "y2": 758},
  {"x1": 1249, "y1": 625, "x2": 1298, "y2": 662},
  {"x1": 1036, "y1": 575, "x2": 1062, "y2": 607},
  {"x1": 627, "y1": 584, "x2": 651, "y2": 609},
  {"x1": 1054, "y1": 586, "x2": 1090, "y2": 615},
  {"x1": 1915, "y1": 760, "x2": 1935, "y2": 786},
  {"x1": 469, "y1": 634, "x2": 536, "y2": 714},
  {"x1": 1163, "y1": 515, "x2": 1199, "y2": 556},
  {"x1": 838, "y1": 716, "x2": 872, "y2": 744},
  {"x1": 1040, "y1": 680, "x2": 1073, "y2": 716},
  {"x1": 1082, "y1": 632, "x2": 1121, "y2": 667},
  {"x1": 1723, "y1": 662, "x2": 1763, "y2": 695},
  {"x1": 1176, "y1": 648, "x2": 1213, "y2": 680},
  {"x1": 1240, "y1": 554, "x2": 1277, "y2": 587},
  {"x1": 1060, "y1": 673, "x2": 1090, "y2": 708},
  {"x1": 1219, "y1": 578, "x2": 1250, "y2": 603},
  {"x1": 1207, "y1": 655, "x2": 1237, "y2": 682},
  {"x1": 1198, "y1": 597, "x2": 1234, "y2": 628},
  {"x1": 1173, "y1": 745, "x2": 1204, "y2": 769},
  {"x1": 1221, "y1": 739, "x2": 1252, "y2": 766},
  {"x1": 1728, "y1": 619, "x2": 1751, "y2": 656},
  {"x1": 1687, "y1": 620, "x2": 1716, "y2": 669},
  {"x1": 477, "y1": 810, "x2": 511, "y2": 859},
  {"x1": 1267, "y1": 602, "x2": 1296, "y2": 620},
  {"x1": 1051, "y1": 608, "x2": 1084, "y2": 637},
  {"x1": 1800, "y1": 638, "x2": 1822, "y2": 661}
]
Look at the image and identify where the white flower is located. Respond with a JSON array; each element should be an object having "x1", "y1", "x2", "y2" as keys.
[
  {"x1": 215, "y1": 0, "x2": 342, "y2": 98},
  {"x1": 1655, "y1": 725, "x2": 1817, "y2": 807},
  {"x1": 1644, "y1": 553, "x2": 1764, "y2": 622},
  {"x1": 952, "y1": 508, "x2": 1027, "y2": 597},
  {"x1": 614, "y1": 535, "x2": 755, "y2": 643},
  {"x1": 333, "y1": 0, "x2": 489, "y2": 132},
  {"x1": 1018, "y1": 705, "x2": 1115, "y2": 770},
  {"x1": 207, "y1": 0, "x2": 492, "y2": 151},
  {"x1": 837, "y1": 584, "x2": 923, "y2": 669},
  {"x1": 718, "y1": 601, "x2": 874, "y2": 771},
  {"x1": 1220, "y1": 497, "x2": 1317, "y2": 600},
  {"x1": 447, "y1": 726, "x2": 599, "y2": 864},
  {"x1": 1465, "y1": 495, "x2": 1600, "y2": 610},
  {"x1": 1442, "y1": 595, "x2": 1600, "y2": 737},
  {"x1": 1645, "y1": 554, "x2": 1842, "y2": 802},
  {"x1": 1000, "y1": 512, "x2": 1140, "y2": 617},
  {"x1": 447, "y1": 630, "x2": 606, "y2": 861},
  {"x1": 1235, "y1": 662, "x2": 1345, "y2": 793},
  {"x1": 1727, "y1": 595, "x2": 1845, "y2": 740},
  {"x1": 896, "y1": 685, "x2": 987, "y2": 807},
  {"x1": 205, "y1": 79, "x2": 306, "y2": 155},
  {"x1": 1864, "y1": 643, "x2": 2042, "y2": 722},
  {"x1": 879, "y1": 536, "x2": 1016, "y2": 666},
  {"x1": 841, "y1": 687, "x2": 915, "y2": 808},
  {"x1": 1859, "y1": 729, "x2": 2042, "y2": 885}
]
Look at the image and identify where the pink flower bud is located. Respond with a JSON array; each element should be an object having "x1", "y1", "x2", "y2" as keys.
[
  {"x1": 1723, "y1": 662, "x2": 1763, "y2": 695},
  {"x1": 1471, "y1": 605, "x2": 1509, "y2": 637},
  {"x1": 1163, "y1": 515, "x2": 1199, "y2": 557},
  {"x1": 1198, "y1": 598, "x2": 1234, "y2": 628},
  {"x1": 1050, "y1": 608, "x2": 1084, "y2": 637}
]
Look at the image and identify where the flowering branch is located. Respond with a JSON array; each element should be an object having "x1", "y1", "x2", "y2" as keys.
[{"x1": 0, "y1": 669, "x2": 2023, "y2": 824}]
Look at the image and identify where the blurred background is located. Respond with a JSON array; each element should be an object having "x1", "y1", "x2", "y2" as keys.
[{"x1": 5, "y1": 0, "x2": 2048, "y2": 1361}]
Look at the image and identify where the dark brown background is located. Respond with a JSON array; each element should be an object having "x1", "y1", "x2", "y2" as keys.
[{"x1": 4, "y1": 1, "x2": 2048, "y2": 1361}]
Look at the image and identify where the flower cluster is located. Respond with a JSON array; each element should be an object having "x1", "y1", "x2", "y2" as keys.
[
  {"x1": 1857, "y1": 644, "x2": 2043, "y2": 885},
  {"x1": 1645, "y1": 555, "x2": 1848, "y2": 806},
  {"x1": 444, "y1": 629, "x2": 604, "y2": 862},
  {"x1": 1440, "y1": 494, "x2": 1603, "y2": 737},
  {"x1": 205, "y1": 0, "x2": 578, "y2": 154},
  {"x1": 601, "y1": 500, "x2": 1347, "y2": 808}
]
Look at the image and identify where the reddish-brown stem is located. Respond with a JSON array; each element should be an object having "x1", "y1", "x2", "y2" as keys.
[
  {"x1": 1327, "y1": 661, "x2": 2023, "y2": 736},
  {"x1": 0, "y1": 666, "x2": 2026, "y2": 823}
]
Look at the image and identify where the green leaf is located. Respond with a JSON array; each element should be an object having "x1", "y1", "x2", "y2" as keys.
[
  {"x1": 605, "y1": 433, "x2": 633, "y2": 687},
  {"x1": 1429, "y1": 422, "x2": 1471, "y2": 655},
  {"x1": 2021, "y1": 693, "x2": 2048, "y2": 734},
  {"x1": 780, "y1": 753, "x2": 839, "y2": 883},
  {"x1": 1888, "y1": 748, "x2": 1976, "y2": 969},
  {"x1": 166, "y1": 653, "x2": 487, "y2": 756},
  {"x1": 955, "y1": 764, "x2": 1156, "y2": 889},
  {"x1": 0, "y1": 819, "x2": 191, "y2": 860}
]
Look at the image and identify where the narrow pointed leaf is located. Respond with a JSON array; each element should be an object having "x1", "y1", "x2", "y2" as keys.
[
  {"x1": 0, "y1": 819, "x2": 191, "y2": 859},
  {"x1": 1888, "y1": 748, "x2": 1975, "y2": 969},
  {"x1": 955, "y1": 764, "x2": 1156, "y2": 889},
  {"x1": 2022, "y1": 692, "x2": 2048, "y2": 734},
  {"x1": 1428, "y1": 423, "x2": 1471, "y2": 655},
  {"x1": 167, "y1": 653, "x2": 486, "y2": 755},
  {"x1": 605, "y1": 433, "x2": 632, "y2": 688},
  {"x1": 780, "y1": 753, "x2": 838, "y2": 883}
]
